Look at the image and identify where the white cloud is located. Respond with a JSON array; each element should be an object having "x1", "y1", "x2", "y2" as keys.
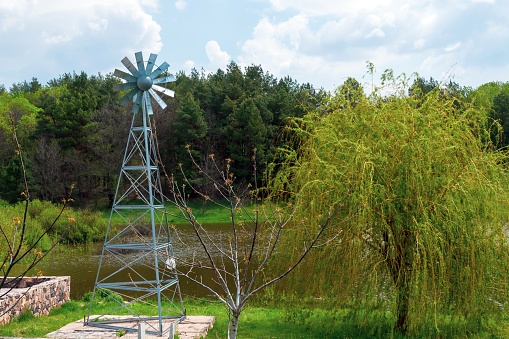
[
  {"x1": 444, "y1": 42, "x2": 461, "y2": 52},
  {"x1": 175, "y1": 0, "x2": 187, "y2": 10},
  {"x1": 239, "y1": 18, "x2": 295, "y2": 74},
  {"x1": 183, "y1": 60, "x2": 195, "y2": 73},
  {"x1": 0, "y1": 0, "x2": 35, "y2": 31},
  {"x1": 366, "y1": 28, "x2": 385, "y2": 39},
  {"x1": 41, "y1": 31, "x2": 73, "y2": 45},
  {"x1": 235, "y1": 0, "x2": 509, "y2": 91},
  {"x1": 0, "y1": 0, "x2": 162, "y2": 87},
  {"x1": 414, "y1": 39, "x2": 425, "y2": 49},
  {"x1": 205, "y1": 41, "x2": 231, "y2": 71},
  {"x1": 268, "y1": 0, "x2": 385, "y2": 16},
  {"x1": 89, "y1": 18, "x2": 108, "y2": 32}
]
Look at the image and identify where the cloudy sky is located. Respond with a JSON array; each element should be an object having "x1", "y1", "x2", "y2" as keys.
[{"x1": 0, "y1": 0, "x2": 507, "y2": 91}]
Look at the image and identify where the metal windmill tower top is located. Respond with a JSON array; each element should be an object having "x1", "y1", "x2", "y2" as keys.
[
  {"x1": 113, "y1": 51, "x2": 175, "y2": 114},
  {"x1": 86, "y1": 52, "x2": 185, "y2": 336}
]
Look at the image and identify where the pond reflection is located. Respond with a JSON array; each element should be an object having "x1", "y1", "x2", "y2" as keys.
[{"x1": 17, "y1": 223, "x2": 238, "y2": 300}]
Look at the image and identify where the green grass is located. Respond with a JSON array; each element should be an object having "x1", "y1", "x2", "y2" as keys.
[
  {"x1": 0, "y1": 199, "x2": 113, "y2": 249},
  {"x1": 1, "y1": 294, "x2": 508, "y2": 338},
  {"x1": 165, "y1": 200, "x2": 234, "y2": 224},
  {"x1": 97, "y1": 199, "x2": 262, "y2": 225}
]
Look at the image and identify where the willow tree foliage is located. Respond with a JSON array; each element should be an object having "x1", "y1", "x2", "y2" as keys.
[{"x1": 273, "y1": 76, "x2": 509, "y2": 335}]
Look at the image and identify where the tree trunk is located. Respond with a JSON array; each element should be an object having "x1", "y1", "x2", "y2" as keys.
[
  {"x1": 230, "y1": 313, "x2": 239, "y2": 339},
  {"x1": 396, "y1": 269, "x2": 410, "y2": 334},
  {"x1": 390, "y1": 229, "x2": 414, "y2": 334}
]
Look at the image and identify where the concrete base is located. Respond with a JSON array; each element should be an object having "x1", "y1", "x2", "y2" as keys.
[{"x1": 45, "y1": 315, "x2": 215, "y2": 339}]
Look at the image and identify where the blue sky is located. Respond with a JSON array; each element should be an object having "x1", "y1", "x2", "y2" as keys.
[{"x1": 1, "y1": 0, "x2": 508, "y2": 91}]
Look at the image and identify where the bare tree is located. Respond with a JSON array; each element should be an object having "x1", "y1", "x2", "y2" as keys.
[
  {"x1": 0, "y1": 113, "x2": 73, "y2": 318},
  {"x1": 162, "y1": 148, "x2": 361, "y2": 339}
]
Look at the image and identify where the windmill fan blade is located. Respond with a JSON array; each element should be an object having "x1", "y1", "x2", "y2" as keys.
[
  {"x1": 150, "y1": 62, "x2": 170, "y2": 79},
  {"x1": 149, "y1": 89, "x2": 167, "y2": 110},
  {"x1": 119, "y1": 87, "x2": 140, "y2": 106},
  {"x1": 143, "y1": 91, "x2": 154, "y2": 115},
  {"x1": 122, "y1": 57, "x2": 141, "y2": 78},
  {"x1": 146, "y1": 53, "x2": 157, "y2": 74},
  {"x1": 153, "y1": 75, "x2": 175, "y2": 85},
  {"x1": 135, "y1": 52, "x2": 146, "y2": 76},
  {"x1": 113, "y1": 69, "x2": 138, "y2": 83},
  {"x1": 152, "y1": 84, "x2": 175, "y2": 98},
  {"x1": 132, "y1": 92, "x2": 143, "y2": 114},
  {"x1": 113, "y1": 82, "x2": 137, "y2": 92}
]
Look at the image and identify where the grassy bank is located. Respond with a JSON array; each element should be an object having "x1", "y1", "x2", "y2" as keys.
[
  {"x1": 0, "y1": 197, "x2": 236, "y2": 252},
  {"x1": 1, "y1": 293, "x2": 508, "y2": 338},
  {"x1": 0, "y1": 199, "x2": 115, "y2": 251},
  {"x1": 97, "y1": 199, "x2": 259, "y2": 225}
]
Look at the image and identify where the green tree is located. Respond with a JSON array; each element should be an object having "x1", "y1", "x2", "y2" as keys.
[
  {"x1": 489, "y1": 92, "x2": 509, "y2": 149},
  {"x1": 0, "y1": 155, "x2": 28, "y2": 204},
  {"x1": 9, "y1": 77, "x2": 41, "y2": 95},
  {"x1": 408, "y1": 76, "x2": 439, "y2": 97},
  {"x1": 35, "y1": 72, "x2": 98, "y2": 150},
  {"x1": 0, "y1": 93, "x2": 39, "y2": 167},
  {"x1": 274, "y1": 75, "x2": 509, "y2": 335},
  {"x1": 339, "y1": 77, "x2": 364, "y2": 107},
  {"x1": 30, "y1": 72, "x2": 122, "y2": 203},
  {"x1": 227, "y1": 98, "x2": 267, "y2": 181},
  {"x1": 88, "y1": 98, "x2": 130, "y2": 207},
  {"x1": 174, "y1": 92, "x2": 208, "y2": 188},
  {"x1": 162, "y1": 63, "x2": 321, "y2": 189},
  {"x1": 469, "y1": 81, "x2": 509, "y2": 109}
]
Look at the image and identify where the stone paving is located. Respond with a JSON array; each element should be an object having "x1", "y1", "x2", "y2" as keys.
[{"x1": 45, "y1": 315, "x2": 215, "y2": 339}]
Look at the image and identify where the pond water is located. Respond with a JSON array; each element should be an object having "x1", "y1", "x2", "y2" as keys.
[{"x1": 18, "y1": 222, "x2": 237, "y2": 300}]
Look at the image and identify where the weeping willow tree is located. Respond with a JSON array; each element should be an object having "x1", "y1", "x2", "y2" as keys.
[{"x1": 272, "y1": 74, "x2": 509, "y2": 335}]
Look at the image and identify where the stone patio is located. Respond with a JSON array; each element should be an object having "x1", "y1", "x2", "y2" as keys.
[{"x1": 45, "y1": 315, "x2": 216, "y2": 339}]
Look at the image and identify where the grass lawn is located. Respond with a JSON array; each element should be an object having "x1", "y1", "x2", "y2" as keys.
[
  {"x1": 97, "y1": 198, "x2": 267, "y2": 225},
  {"x1": 1, "y1": 294, "x2": 508, "y2": 338}
]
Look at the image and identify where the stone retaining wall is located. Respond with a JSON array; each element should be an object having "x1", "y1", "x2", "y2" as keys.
[{"x1": 0, "y1": 276, "x2": 70, "y2": 325}]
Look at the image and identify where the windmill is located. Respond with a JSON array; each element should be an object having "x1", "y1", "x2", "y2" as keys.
[{"x1": 85, "y1": 51, "x2": 185, "y2": 336}]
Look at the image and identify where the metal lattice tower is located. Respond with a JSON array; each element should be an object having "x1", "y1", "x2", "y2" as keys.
[{"x1": 86, "y1": 52, "x2": 185, "y2": 336}]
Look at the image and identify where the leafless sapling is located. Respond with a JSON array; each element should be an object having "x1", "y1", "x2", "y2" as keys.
[{"x1": 161, "y1": 148, "x2": 361, "y2": 339}]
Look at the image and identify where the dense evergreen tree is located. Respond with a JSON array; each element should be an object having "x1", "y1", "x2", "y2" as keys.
[
  {"x1": 0, "y1": 64, "x2": 321, "y2": 203},
  {"x1": 491, "y1": 91, "x2": 509, "y2": 149},
  {"x1": 164, "y1": 63, "x2": 322, "y2": 190},
  {"x1": 0, "y1": 155, "x2": 28, "y2": 204},
  {"x1": 10, "y1": 77, "x2": 41, "y2": 95},
  {"x1": 35, "y1": 72, "x2": 100, "y2": 150},
  {"x1": 173, "y1": 92, "x2": 208, "y2": 189},
  {"x1": 227, "y1": 97, "x2": 268, "y2": 181}
]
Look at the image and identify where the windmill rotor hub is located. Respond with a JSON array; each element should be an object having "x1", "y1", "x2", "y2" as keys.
[
  {"x1": 137, "y1": 75, "x2": 153, "y2": 91},
  {"x1": 114, "y1": 52, "x2": 175, "y2": 113}
]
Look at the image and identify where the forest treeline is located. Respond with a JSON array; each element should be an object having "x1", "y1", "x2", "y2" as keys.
[
  {"x1": 1, "y1": 63, "x2": 509, "y2": 207},
  {"x1": 0, "y1": 62, "x2": 324, "y2": 207}
]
